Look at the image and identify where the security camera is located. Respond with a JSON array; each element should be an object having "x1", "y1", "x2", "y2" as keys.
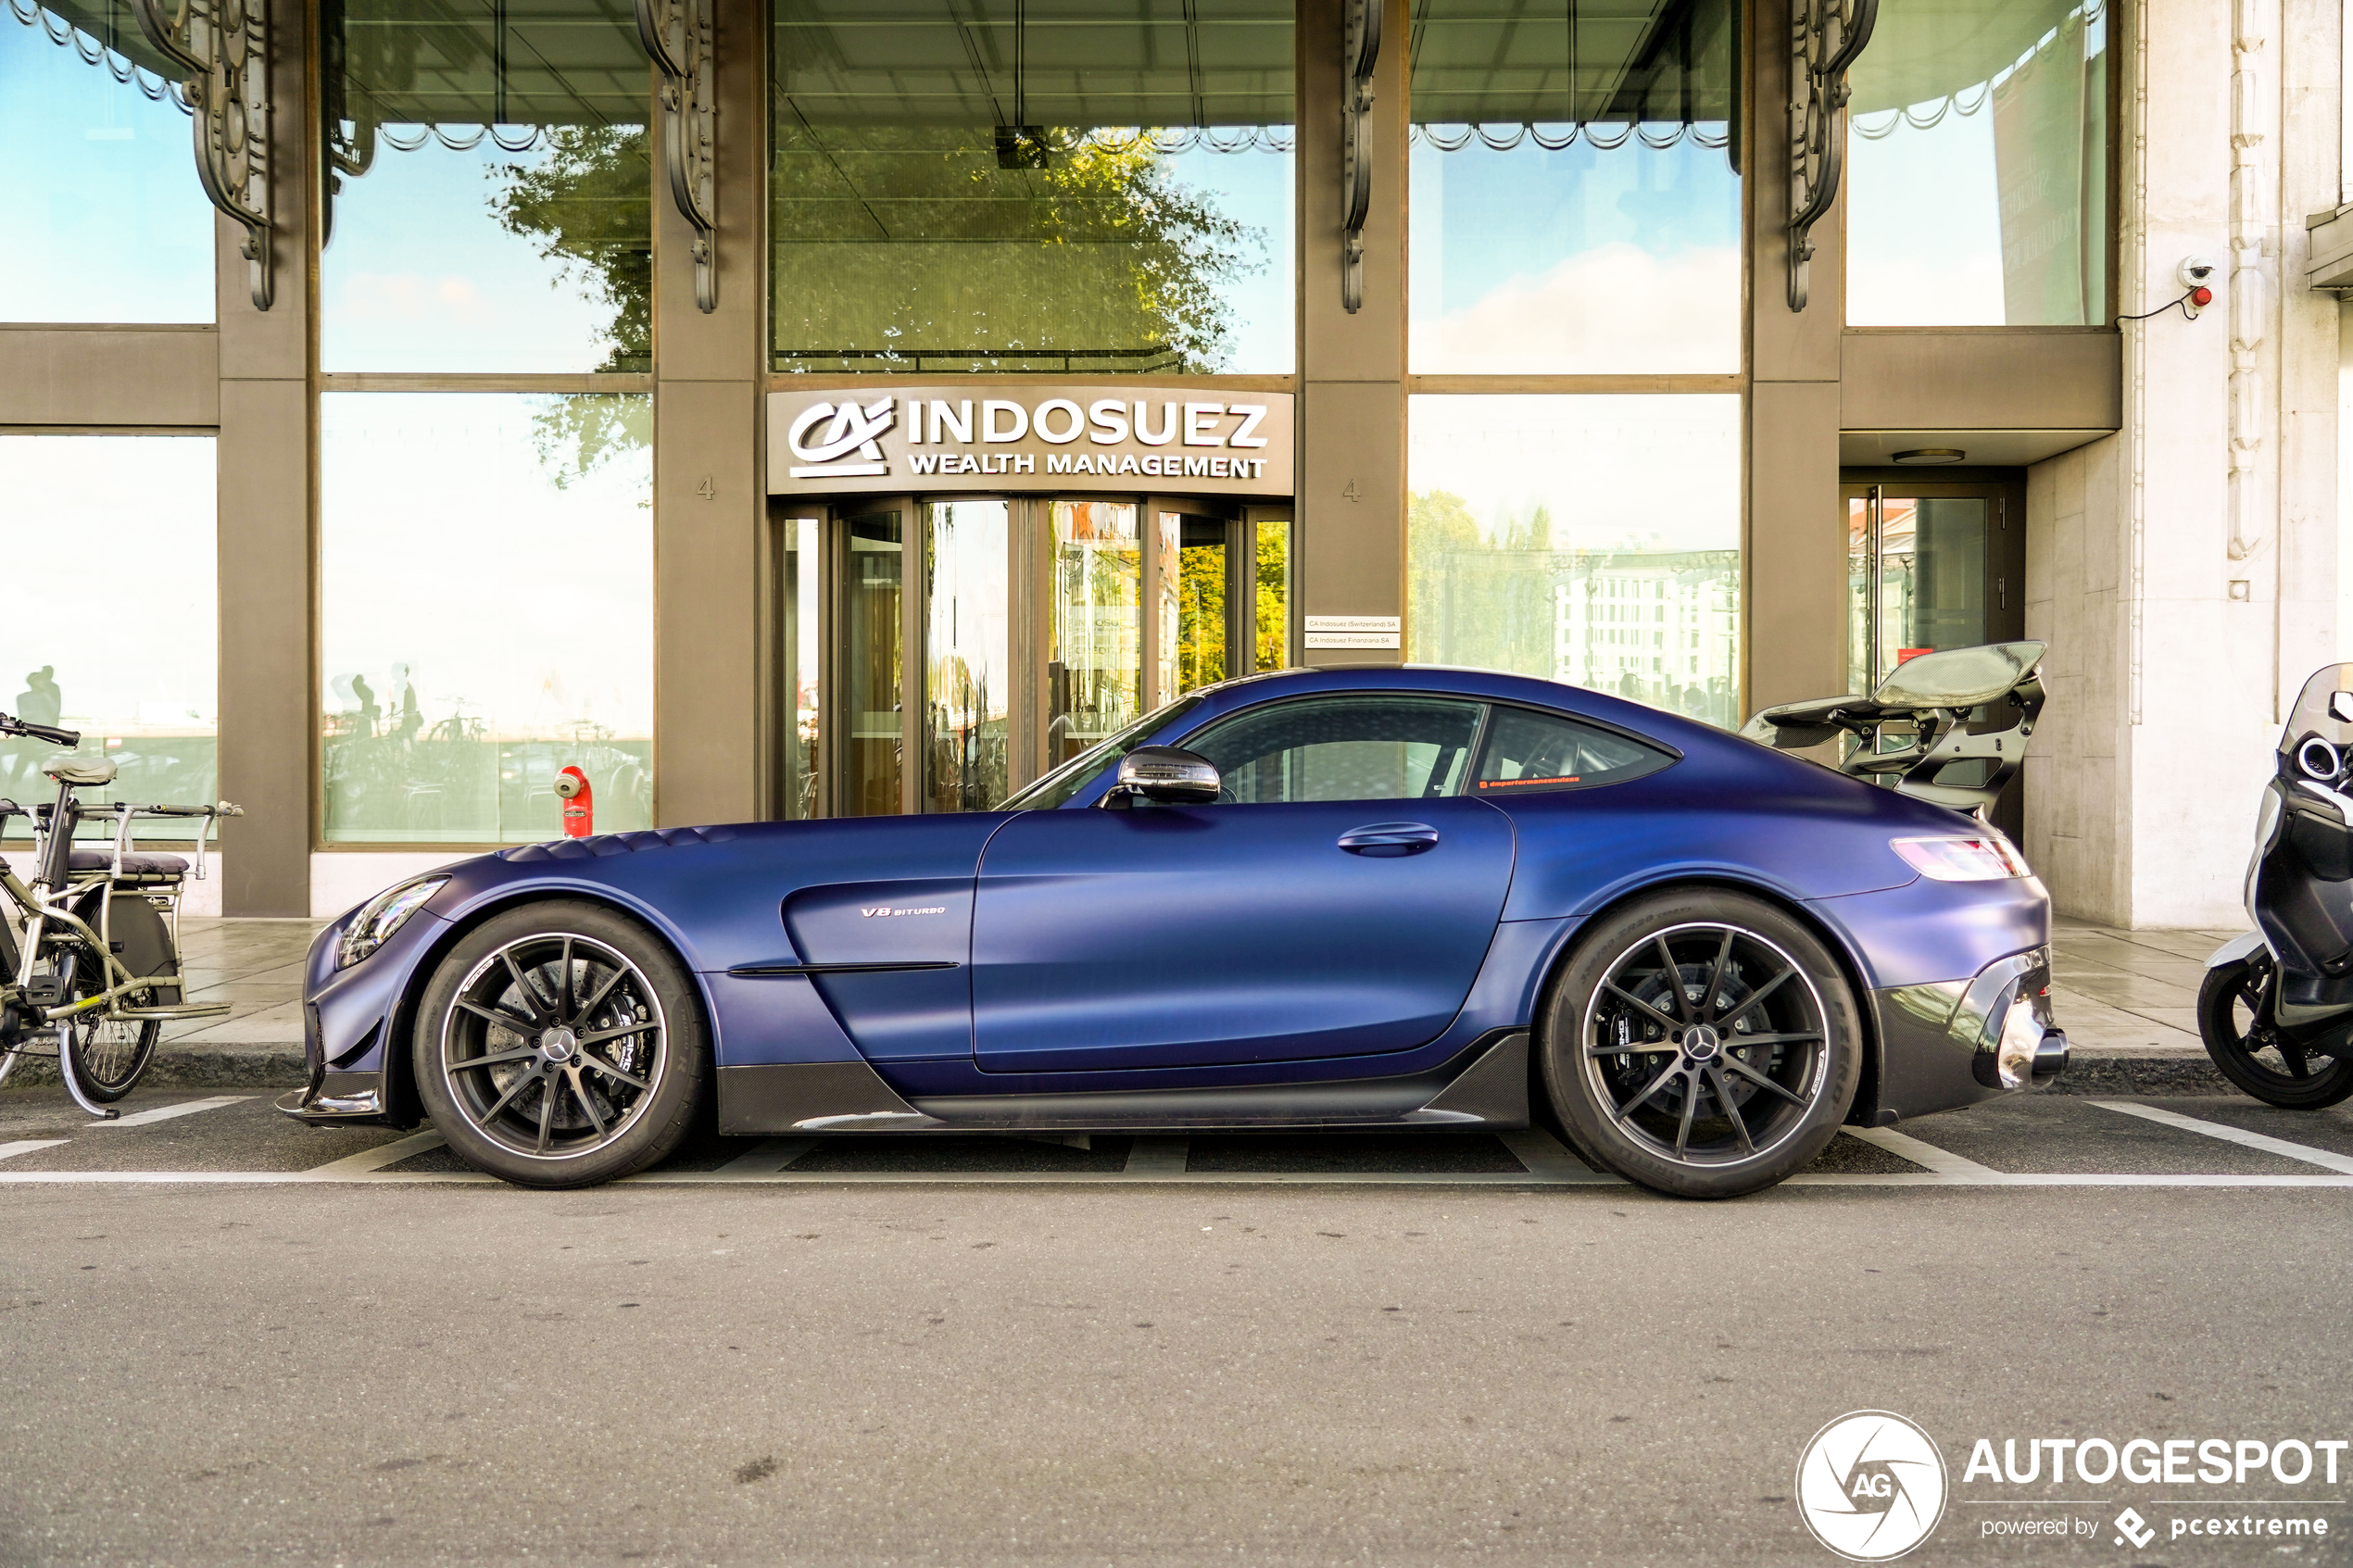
[{"x1": 2175, "y1": 256, "x2": 2220, "y2": 318}]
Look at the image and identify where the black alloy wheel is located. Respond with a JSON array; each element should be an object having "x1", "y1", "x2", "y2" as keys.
[
  {"x1": 2197, "y1": 953, "x2": 2353, "y2": 1109},
  {"x1": 1541, "y1": 889, "x2": 1860, "y2": 1198},
  {"x1": 414, "y1": 901, "x2": 707, "y2": 1187}
]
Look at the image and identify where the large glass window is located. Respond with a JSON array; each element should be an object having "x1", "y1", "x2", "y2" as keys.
[
  {"x1": 1047, "y1": 500, "x2": 1142, "y2": 765},
  {"x1": 0, "y1": 436, "x2": 217, "y2": 833},
  {"x1": 1, "y1": 1, "x2": 216, "y2": 321},
  {"x1": 320, "y1": 394, "x2": 653, "y2": 843},
  {"x1": 1408, "y1": 395, "x2": 1742, "y2": 728},
  {"x1": 1845, "y1": 0, "x2": 2108, "y2": 325},
  {"x1": 321, "y1": 0, "x2": 652, "y2": 370},
  {"x1": 924, "y1": 499, "x2": 1011, "y2": 811},
  {"x1": 770, "y1": 0, "x2": 1294, "y2": 375},
  {"x1": 1408, "y1": 0, "x2": 1741, "y2": 373}
]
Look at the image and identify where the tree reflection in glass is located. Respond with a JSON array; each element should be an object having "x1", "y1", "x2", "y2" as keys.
[
  {"x1": 321, "y1": 0, "x2": 651, "y2": 373},
  {"x1": 771, "y1": 0, "x2": 1294, "y2": 375}
]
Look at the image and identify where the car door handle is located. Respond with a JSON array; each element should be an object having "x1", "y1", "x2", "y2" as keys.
[{"x1": 1337, "y1": 822, "x2": 1441, "y2": 857}]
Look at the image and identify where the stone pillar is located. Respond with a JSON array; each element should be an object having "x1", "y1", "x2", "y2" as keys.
[
  {"x1": 1296, "y1": 0, "x2": 1406, "y2": 667},
  {"x1": 650, "y1": 0, "x2": 768, "y2": 828},
  {"x1": 2026, "y1": 0, "x2": 2341, "y2": 927},
  {"x1": 214, "y1": 0, "x2": 313, "y2": 917}
]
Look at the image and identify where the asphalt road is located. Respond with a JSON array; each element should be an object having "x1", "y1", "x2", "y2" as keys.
[{"x1": 4, "y1": 1091, "x2": 2351, "y2": 1567}]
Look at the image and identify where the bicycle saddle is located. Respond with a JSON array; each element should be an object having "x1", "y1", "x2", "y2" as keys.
[{"x1": 44, "y1": 757, "x2": 116, "y2": 786}]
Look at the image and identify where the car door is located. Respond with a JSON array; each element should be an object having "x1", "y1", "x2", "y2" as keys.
[{"x1": 971, "y1": 694, "x2": 1516, "y2": 1074}]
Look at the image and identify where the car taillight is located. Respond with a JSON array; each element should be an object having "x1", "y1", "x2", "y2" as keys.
[{"x1": 1891, "y1": 834, "x2": 2030, "y2": 882}]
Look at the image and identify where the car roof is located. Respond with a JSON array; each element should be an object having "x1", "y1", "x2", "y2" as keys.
[{"x1": 1178, "y1": 664, "x2": 1730, "y2": 754}]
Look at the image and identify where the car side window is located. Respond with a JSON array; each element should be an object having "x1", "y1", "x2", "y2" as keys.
[
  {"x1": 1183, "y1": 696, "x2": 1486, "y2": 804},
  {"x1": 1471, "y1": 707, "x2": 1672, "y2": 796}
]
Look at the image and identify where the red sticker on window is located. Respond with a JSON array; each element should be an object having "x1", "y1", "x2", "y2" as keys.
[{"x1": 1478, "y1": 775, "x2": 1580, "y2": 789}]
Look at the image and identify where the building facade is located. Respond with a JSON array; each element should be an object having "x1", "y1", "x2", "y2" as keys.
[{"x1": 0, "y1": 0, "x2": 2338, "y2": 926}]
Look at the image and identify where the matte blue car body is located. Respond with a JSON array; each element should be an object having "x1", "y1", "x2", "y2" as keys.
[{"x1": 292, "y1": 665, "x2": 2050, "y2": 1131}]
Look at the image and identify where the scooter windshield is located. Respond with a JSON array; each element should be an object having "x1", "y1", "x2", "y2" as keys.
[{"x1": 2282, "y1": 664, "x2": 2353, "y2": 757}]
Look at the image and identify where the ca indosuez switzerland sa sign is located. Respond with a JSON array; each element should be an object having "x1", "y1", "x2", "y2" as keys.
[{"x1": 766, "y1": 385, "x2": 1293, "y2": 497}]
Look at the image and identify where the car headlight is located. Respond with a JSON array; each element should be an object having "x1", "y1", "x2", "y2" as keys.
[
  {"x1": 1891, "y1": 834, "x2": 2030, "y2": 882},
  {"x1": 336, "y1": 877, "x2": 447, "y2": 970}
]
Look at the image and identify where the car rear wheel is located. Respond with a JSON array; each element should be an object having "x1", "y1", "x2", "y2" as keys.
[
  {"x1": 413, "y1": 901, "x2": 707, "y2": 1187},
  {"x1": 1540, "y1": 888, "x2": 1860, "y2": 1198}
]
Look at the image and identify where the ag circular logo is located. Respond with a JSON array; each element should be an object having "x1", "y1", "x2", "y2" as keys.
[{"x1": 1795, "y1": 1411, "x2": 1948, "y2": 1562}]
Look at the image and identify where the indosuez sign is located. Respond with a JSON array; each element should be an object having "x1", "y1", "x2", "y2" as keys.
[{"x1": 766, "y1": 384, "x2": 1293, "y2": 497}]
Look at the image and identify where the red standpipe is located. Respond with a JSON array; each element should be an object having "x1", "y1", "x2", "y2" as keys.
[{"x1": 555, "y1": 766, "x2": 594, "y2": 837}]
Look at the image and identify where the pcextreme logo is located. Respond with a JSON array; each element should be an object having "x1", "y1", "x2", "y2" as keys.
[{"x1": 1796, "y1": 1411, "x2": 1950, "y2": 1562}]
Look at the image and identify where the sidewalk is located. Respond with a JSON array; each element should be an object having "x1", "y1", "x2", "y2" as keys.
[{"x1": 10, "y1": 916, "x2": 2233, "y2": 1093}]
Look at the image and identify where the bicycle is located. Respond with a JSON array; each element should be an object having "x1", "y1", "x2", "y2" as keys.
[{"x1": 0, "y1": 711, "x2": 243, "y2": 1120}]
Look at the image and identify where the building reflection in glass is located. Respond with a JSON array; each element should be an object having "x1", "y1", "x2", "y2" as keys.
[
  {"x1": 1048, "y1": 500, "x2": 1142, "y2": 766},
  {"x1": 0, "y1": 434, "x2": 217, "y2": 835},
  {"x1": 924, "y1": 499, "x2": 1010, "y2": 812},
  {"x1": 320, "y1": 393, "x2": 653, "y2": 843},
  {"x1": 1408, "y1": 395, "x2": 1743, "y2": 729}
]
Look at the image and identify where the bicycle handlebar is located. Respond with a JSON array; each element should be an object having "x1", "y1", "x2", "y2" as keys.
[{"x1": 0, "y1": 711, "x2": 80, "y2": 747}]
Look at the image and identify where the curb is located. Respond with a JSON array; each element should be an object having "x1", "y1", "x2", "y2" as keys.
[
  {"x1": 8, "y1": 1047, "x2": 307, "y2": 1091},
  {"x1": 2047, "y1": 1056, "x2": 2229, "y2": 1096}
]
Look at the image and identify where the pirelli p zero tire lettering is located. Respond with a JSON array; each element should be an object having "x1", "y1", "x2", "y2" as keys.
[
  {"x1": 1540, "y1": 888, "x2": 1862, "y2": 1199},
  {"x1": 412, "y1": 900, "x2": 709, "y2": 1188}
]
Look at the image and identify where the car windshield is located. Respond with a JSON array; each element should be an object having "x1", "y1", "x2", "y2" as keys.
[{"x1": 1002, "y1": 696, "x2": 1207, "y2": 809}]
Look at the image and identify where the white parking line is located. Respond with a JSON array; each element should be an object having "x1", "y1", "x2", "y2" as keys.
[
  {"x1": 2092, "y1": 1100, "x2": 2353, "y2": 1174},
  {"x1": 1844, "y1": 1125, "x2": 2001, "y2": 1177},
  {"x1": 1123, "y1": 1137, "x2": 1189, "y2": 1174},
  {"x1": 0, "y1": 1139, "x2": 67, "y2": 1163},
  {"x1": 303, "y1": 1130, "x2": 446, "y2": 1176},
  {"x1": 7, "y1": 1167, "x2": 2353, "y2": 1188},
  {"x1": 712, "y1": 1136, "x2": 816, "y2": 1175},
  {"x1": 91, "y1": 1097, "x2": 251, "y2": 1129}
]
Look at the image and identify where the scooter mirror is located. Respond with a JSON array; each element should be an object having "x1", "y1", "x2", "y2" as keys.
[{"x1": 2330, "y1": 692, "x2": 2353, "y2": 723}]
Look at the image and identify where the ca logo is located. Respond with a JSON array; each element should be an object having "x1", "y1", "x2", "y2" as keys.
[
  {"x1": 1795, "y1": 1411, "x2": 1948, "y2": 1562},
  {"x1": 786, "y1": 397, "x2": 895, "y2": 478}
]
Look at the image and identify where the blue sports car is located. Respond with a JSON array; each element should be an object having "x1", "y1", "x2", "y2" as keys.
[{"x1": 279, "y1": 652, "x2": 2067, "y2": 1198}]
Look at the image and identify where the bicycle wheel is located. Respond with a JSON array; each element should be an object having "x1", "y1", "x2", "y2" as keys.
[{"x1": 63, "y1": 974, "x2": 161, "y2": 1102}]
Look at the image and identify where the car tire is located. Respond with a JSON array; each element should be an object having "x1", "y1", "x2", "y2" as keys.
[
  {"x1": 2197, "y1": 955, "x2": 2353, "y2": 1109},
  {"x1": 413, "y1": 900, "x2": 708, "y2": 1188},
  {"x1": 1539, "y1": 887, "x2": 1861, "y2": 1198}
]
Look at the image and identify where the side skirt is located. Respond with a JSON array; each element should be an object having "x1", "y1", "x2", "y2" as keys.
[{"x1": 716, "y1": 1031, "x2": 1530, "y2": 1136}]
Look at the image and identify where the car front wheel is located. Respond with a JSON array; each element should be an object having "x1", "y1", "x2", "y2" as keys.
[
  {"x1": 413, "y1": 901, "x2": 707, "y2": 1188},
  {"x1": 1540, "y1": 888, "x2": 1860, "y2": 1198}
]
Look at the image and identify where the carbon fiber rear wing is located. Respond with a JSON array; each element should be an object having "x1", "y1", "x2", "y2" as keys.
[{"x1": 1739, "y1": 641, "x2": 2046, "y2": 816}]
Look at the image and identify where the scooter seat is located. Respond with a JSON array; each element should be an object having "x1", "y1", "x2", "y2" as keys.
[{"x1": 67, "y1": 849, "x2": 189, "y2": 880}]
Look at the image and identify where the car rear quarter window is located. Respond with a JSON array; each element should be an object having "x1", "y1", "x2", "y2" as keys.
[{"x1": 1471, "y1": 707, "x2": 1673, "y2": 796}]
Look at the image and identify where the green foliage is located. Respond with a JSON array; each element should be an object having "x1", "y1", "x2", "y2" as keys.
[{"x1": 492, "y1": 127, "x2": 654, "y2": 485}]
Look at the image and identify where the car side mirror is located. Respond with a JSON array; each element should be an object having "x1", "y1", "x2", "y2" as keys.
[{"x1": 1107, "y1": 746, "x2": 1221, "y2": 807}]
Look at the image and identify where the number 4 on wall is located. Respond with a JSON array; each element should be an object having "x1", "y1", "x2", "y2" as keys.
[
  {"x1": 696, "y1": 476, "x2": 716, "y2": 500},
  {"x1": 1340, "y1": 479, "x2": 1362, "y2": 503}
]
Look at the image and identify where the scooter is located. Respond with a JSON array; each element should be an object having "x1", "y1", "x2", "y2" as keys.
[{"x1": 2201, "y1": 663, "x2": 2353, "y2": 1107}]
